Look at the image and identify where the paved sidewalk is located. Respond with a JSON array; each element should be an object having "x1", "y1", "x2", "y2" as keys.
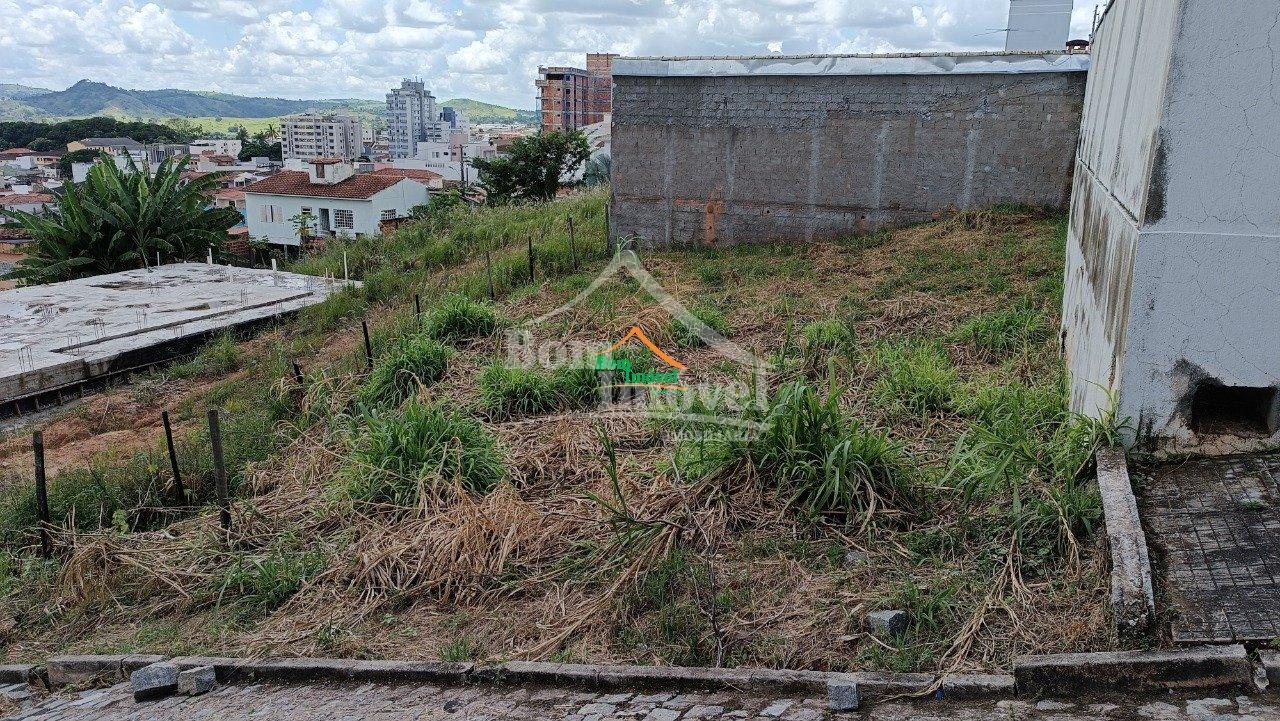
[
  {"x1": 4, "y1": 679, "x2": 1280, "y2": 720},
  {"x1": 1136, "y1": 452, "x2": 1280, "y2": 643}
]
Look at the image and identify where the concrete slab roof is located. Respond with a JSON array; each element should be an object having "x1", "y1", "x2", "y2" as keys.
[
  {"x1": 613, "y1": 51, "x2": 1089, "y2": 77},
  {"x1": 0, "y1": 263, "x2": 349, "y2": 405}
]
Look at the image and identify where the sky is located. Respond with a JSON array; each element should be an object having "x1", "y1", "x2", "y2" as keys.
[{"x1": 0, "y1": 0, "x2": 1100, "y2": 109}]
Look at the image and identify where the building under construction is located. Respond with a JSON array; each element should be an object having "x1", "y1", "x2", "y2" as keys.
[{"x1": 536, "y1": 53, "x2": 617, "y2": 132}]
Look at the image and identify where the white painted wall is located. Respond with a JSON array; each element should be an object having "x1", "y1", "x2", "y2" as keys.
[
  {"x1": 1005, "y1": 0, "x2": 1074, "y2": 51},
  {"x1": 1063, "y1": 0, "x2": 1280, "y2": 454},
  {"x1": 244, "y1": 177, "x2": 428, "y2": 245}
]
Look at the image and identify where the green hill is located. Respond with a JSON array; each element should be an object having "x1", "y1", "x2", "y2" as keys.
[{"x1": 441, "y1": 98, "x2": 536, "y2": 124}]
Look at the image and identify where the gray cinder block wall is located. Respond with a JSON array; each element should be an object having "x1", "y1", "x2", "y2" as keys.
[
  {"x1": 609, "y1": 53, "x2": 1089, "y2": 248},
  {"x1": 1062, "y1": 0, "x2": 1280, "y2": 454}
]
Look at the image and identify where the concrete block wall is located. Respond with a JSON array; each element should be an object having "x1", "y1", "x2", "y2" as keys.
[{"x1": 610, "y1": 63, "x2": 1086, "y2": 248}]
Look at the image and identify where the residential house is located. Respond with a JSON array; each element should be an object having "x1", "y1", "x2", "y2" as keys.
[
  {"x1": 243, "y1": 159, "x2": 431, "y2": 246},
  {"x1": 0, "y1": 149, "x2": 38, "y2": 170},
  {"x1": 66, "y1": 137, "x2": 145, "y2": 153},
  {"x1": 0, "y1": 193, "x2": 54, "y2": 222},
  {"x1": 189, "y1": 139, "x2": 243, "y2": 157},
  {"x1": 213, "y1": 188, "x2": 246, "y2": 213}
]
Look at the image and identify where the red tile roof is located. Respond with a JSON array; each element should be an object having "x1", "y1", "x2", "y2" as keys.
[
  {"x1": 0, "y1": 227, "x2": 35, "y2": 240},
  {"x1": 370, "y1": 168, "x2": 443, "y2": 182},
  {"x1": 214, "y1": 188, "x2": 246, "y2": 201},
  {"x1": 244, "y1": 171, "x2": 406, "y2": 199},
  {"x1": 0, "y1": 193, "x2": 54, "y2": 204},
  {"x1": 0, "y1": 148, "x2": 37, "y2": 159}
]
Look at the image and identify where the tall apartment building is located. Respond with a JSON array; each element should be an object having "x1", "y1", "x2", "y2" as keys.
[
  {"x1": 280, "y1": 113, "x2": 363, "y2": 161},
  {"x1": 386, "y1": 79, "x2": 437, "y2": 159},
  {"x1": 536, "y1": 53, "x2": 617, "y2": 132}
]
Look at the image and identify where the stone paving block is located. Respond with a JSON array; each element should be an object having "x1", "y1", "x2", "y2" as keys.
[
  {"x1": 866, "y1": 610, "x2": 908, "y2": 638},
  {"x1": 826, "y1": 679, "x2": 859, "y2": 712},
  {"x1": 178, "y1": 666, "x2": 216, "y2": 696},
  {"x1": 131, "y1": 662, "x2": 179, "y2": 702}
]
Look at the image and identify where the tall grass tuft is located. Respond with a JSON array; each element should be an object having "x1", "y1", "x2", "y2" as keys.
[
  {"x1": 427, "y1": 294, "x2": 500, "y2": 342},
  {"x1": 869, "y1": 338, "x2": 958, "y2": 414},
  {"x1": 953, "y1": 299, "x2": 1049, "y2": 355},
  {"x1": 478, "y1": 363, "x2": 602, "y2": 419},
  {"x1": 672, "y1": 305, "x2": 730, "y2": 348},
  {"x1": 342, "y1": 400, "x2": 505, "y2": 506},
  {"x1": 357, "y1": 334, "x2": 453, "y2": 408},
  {"x1": 675, "y1": 381, "x2": 914, "y2": 524}
]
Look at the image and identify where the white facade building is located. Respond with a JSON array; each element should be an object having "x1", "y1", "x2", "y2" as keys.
[
  {"x1": 281, "y1": 113, "x2": 363, "y2": 161},
  {"x1": 243, "y1": 160, "x2": 431, "y2": 246},
  {"x1": 189, "y1": 139, "x2": 243, "y2": 156},
  {"x1": 386, "y1": 79, "x2": 436, "y2": 159}
]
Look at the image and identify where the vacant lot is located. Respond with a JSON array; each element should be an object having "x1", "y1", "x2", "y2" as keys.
[{"x1": 0, "y1": 192, "x2": 1119, "y2": 675}]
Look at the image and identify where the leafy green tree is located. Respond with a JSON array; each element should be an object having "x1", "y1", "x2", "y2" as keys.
[
  {"x1": 238, "y1": 140, "x2": 282, "y2": 161},
  {"x1": 2, "y1": 155, "x2": 240, "y2": 285},
  {"x1": 471, "y1": 130, "x2": 590, "y2": 204},
  {"x1": 26, "y1": 138, "x2": 55, "y2": 152}
]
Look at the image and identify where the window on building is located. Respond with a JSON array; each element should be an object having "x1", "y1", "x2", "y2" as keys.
[
  {"x1": 380, "y1": 209, "x2": 396, "y2": 221},
  {"x1": 334, "y1": 209, "x2": 355, "y2": 230},
  {"x1": 259, "y1": 204, "x2": 282, "y2": 223}
]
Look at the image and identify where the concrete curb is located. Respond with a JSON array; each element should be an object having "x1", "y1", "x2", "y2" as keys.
[
  {"x1": 0, "y1": 664, "x2": 38, "y2": 685},
  {"x1": 1095, "y1": 446, "x2": 1155, "y2": 636},
  {"x1": 1015, "y1": 645, "x2": 1253, "y2": 693},
  {"x1": 40, "y1": 655, "x2": 1008, "y2": 701},
  {"x1": 37, "y1": 649, "x2": 1255, "y2": 700}
]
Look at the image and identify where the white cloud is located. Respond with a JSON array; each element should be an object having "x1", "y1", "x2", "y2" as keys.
[{"x1": 0, "y1": 0, "x2": 1098, "y2": 107}]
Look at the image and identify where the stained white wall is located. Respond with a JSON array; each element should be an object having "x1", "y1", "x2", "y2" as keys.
[{"x1": 1064, "y1": 0, "x2": 1280, "y2": 452}]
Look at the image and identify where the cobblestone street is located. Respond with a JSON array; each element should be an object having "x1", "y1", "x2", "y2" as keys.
[{"x1": 3, "y1": 679, "x2": 1280, "y2": 720}]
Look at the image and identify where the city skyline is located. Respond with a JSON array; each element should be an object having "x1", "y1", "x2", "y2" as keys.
[{"x1": 1, "y1": 0, "x2": 1098, "y2": 110}]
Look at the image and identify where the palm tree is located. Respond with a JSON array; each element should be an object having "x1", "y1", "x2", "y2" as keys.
[{"x1": 1, "y1": 154, "x2": 241, "y2": 286}]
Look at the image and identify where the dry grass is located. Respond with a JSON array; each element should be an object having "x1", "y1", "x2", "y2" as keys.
[{"x1": 0, "y1": 203, "x2": 1119, "y2": 673}]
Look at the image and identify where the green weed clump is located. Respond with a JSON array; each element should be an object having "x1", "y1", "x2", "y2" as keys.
[
  {"x1": 427, "y1": 294, "x2": 499, "y2": 342},
  {"x1": 802, "y1": 318, "x2": 856, "y2": 355},
  {"x1": 672, "y1": 305, "x2": 730, "y2": 348},
  {"x1": 953, "y1": 299, "x2": 1049, "y2": 355},
  {"x1": 357, "y1": 334, "x2": 453, "y2": 408},
  {"x1": 172, "y1": 331, "x2": 240, "y2": 378},
  {"x1": 869, "y1": 338, "x2": 958, "y2": 414},
  {"x1": 216, "y1": 547, "x2": 326, "y2": 613},
  {"x1": 675, "y1": 381, "x2": 914, "y2": 522},
  {"x1": 478, "y1": 363, "x2": 601, "y2": 419},
  {"x1": 945, "y1": 376, "x2": 1119, "y2": 572},
  {"x1": 341, "y1": 400, "x2": 505, "y2": 505}
]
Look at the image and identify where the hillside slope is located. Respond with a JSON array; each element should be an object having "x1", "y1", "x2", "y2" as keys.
[
  {"x1": 0, "y1": 198, "x2": 1116, "y2": 673},
  {"x1": 26, "y1": 80, "x2": 329, "y2": 119}
]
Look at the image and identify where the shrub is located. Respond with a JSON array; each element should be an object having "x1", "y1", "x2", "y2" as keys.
[
  {"x1": 953, "y1": 299, "x2": 1049, "y2": 355},
  {"x1": 427, "y1": 294, "x2": 499, "y2": 342},
  {"x1": 870, "y1": 339, "x2": 958, "y2": 414},
  {"x1": 341, "y1": 400, "x2": 505, "y2": 505},
  {"x1": 217, "y1": 548, "x2": 326, "y2": 612},
  {"x1": 478, "y1": 364, "x2": 558, "y2": 419},
  {"x1": 672, "y1": 305, "x2": 730, "y2": 348},
  {"x1": 173, "y1": 331, "x2": 240, "y2": 378},
  {"x1": 675, "y1": 381, "x2": 914, "y2": 522},
  {"x1": 357, "y1": 335, "x2": 453, "y2": 408}
]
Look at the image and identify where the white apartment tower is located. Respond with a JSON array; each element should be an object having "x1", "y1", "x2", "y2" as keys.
[
  {"x1": 281, "y1": 113, "x2": 363, "y2": 161},
  {"x1": 386, "y1": 79, "x2": 437, "y2": 159}
]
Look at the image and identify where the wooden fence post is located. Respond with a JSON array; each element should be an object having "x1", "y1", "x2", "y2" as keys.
[
  {"x1": 32, "y1": 431, "x2": 50, "y2": 559},
  {"x1": 207, "y1": 409, "x2": 231, "y2": 532},
  {"x1": 161, "y1": 411, "x2": 185, "y2": 503},
  {"x1": 292, "y1": 361, "x2": 305, "y2": 386},
  {"x1": 528, "y1": 238, "x2": 535, "y2": 283},
  {"x1": 361, "y1": 320, "x2": 374, "y2": 370}
]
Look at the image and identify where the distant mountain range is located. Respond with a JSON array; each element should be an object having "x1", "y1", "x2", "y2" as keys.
[{"x1": 0, "y1": 80, "x2": 536, "y2": 125}]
